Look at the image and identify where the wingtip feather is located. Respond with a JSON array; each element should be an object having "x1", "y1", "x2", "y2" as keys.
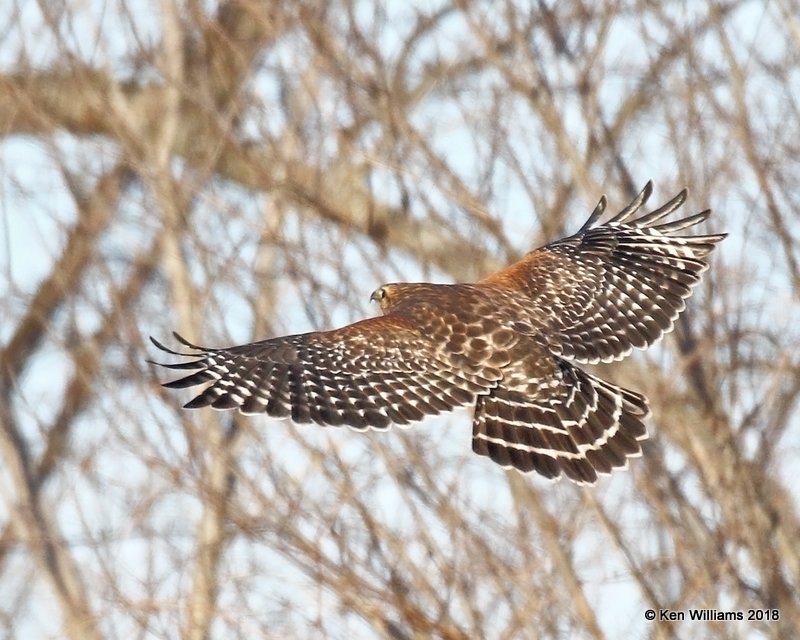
[
  {"x1": 609, "y1": 181, "x2": 654, "y2": 223},
  {"x1": 578, "y1": 194, "x2": 608, "y2": 232}
]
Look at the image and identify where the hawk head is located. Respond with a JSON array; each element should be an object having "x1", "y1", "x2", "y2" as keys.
[
  {"x1": 370, "y1": 284, "x2": 397, "y2": 313},
  {"x1": 370, "y1": 283, "x2": 448, "y2": 314}
]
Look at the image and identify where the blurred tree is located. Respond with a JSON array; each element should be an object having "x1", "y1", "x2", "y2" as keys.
[{"x1": 1, "y1": 1, "x2": 798, "y2": 639}]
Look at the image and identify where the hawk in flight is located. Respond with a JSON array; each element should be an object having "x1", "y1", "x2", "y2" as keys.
[{"x1": 152, "y1": 182, "x2": 725, "y2": 484}]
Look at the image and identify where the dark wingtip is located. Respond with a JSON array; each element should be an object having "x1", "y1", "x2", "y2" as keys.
[
  {"x1": 149, "y1": 333, "x2": 207, "y2": 356},
  {"x1": 608, "y1": 181, "x2": 654, "y2": 224},
  {"x1": 172, "y1": 332, "x2": 204, "y2": 350},
  {"x1": 162, "y1": 369, "x2": 215, "y2": 389},
  {"x1": 148, "y1": 334, "x2": 209, "y2": 375},
  {"x1": 184, "y1": 394, "x2": 213, "y2": 409},
  {"x1": 637, "y1": 180, "x2": 654, "y2": 207},
  {"x1": 149, "y1": 335, "x2": 171, "y2": 352},
  {"x1": 577, "y1": 194, "x2": 608, "y2": 233}
]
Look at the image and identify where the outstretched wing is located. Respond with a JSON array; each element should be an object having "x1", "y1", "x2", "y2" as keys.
[
  {"x1": 150, "y1": 316, "x2": 498, "y2": 430},
  {"x1": 481, "y1": 181, "x2": 726, "y2": 363}
]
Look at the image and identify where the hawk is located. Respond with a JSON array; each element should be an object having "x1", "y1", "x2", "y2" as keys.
[{"x1": 151, "y1": 182, "x2": 725, "y2": 484}]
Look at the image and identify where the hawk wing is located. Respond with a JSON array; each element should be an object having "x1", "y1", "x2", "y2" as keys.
[
  {"x1": 480, "y1": 181, "x2": 727, "y2": 364},
  {"x1": 150, "y1": 315, "x2": 498, "y2": 430}
]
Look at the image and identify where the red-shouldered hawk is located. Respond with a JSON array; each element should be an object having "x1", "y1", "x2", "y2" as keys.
[{"x1": 151, "y1": 182, "x2": 725, "y2": 484}]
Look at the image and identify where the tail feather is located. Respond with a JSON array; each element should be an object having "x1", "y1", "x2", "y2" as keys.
[{"x1": 471, "y1": 361, "x2": 649, "y2": 484}]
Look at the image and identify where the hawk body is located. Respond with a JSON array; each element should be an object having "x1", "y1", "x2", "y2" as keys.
[{"x1": 152, "y1": 182, "x2": 725, "y2": 484}]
